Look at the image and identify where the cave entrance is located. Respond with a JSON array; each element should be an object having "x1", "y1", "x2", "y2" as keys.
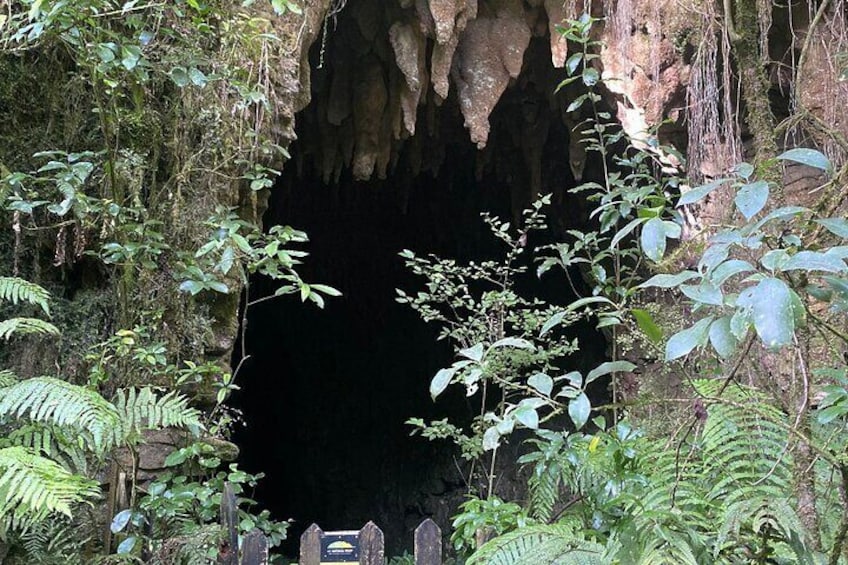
[{"x1": 234, "y1": 0, "x2": 607, "y2": 557}]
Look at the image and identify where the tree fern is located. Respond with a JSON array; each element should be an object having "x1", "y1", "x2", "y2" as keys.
[
  {"x1": 0, "y1": 277, "x2": 52, "y2": 314},
  {"x1": 468, "y1": 522, "x2": 606, "y2": 565},
  {"x1": 0, "y1": 447, "x2": 99, "y2": 537},
  {"x1": 0, "y1": 377, "x2": 122, "y2": 452}
]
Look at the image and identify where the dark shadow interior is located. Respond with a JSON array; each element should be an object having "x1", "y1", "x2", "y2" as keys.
[{"x1": 232, "y1": 2, "x2": 610, "y2": 557}]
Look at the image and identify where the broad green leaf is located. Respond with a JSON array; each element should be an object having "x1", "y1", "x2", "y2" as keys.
[
  {"x1": 121, "y1": 45, "x2": 142, "y2": 70},
  {"x1": 678, "y1": 179, "x2": 724, "y2": 206},
  {"x1": 816, "y1": 218, "x2": 848, "y2": 239},
  {"x1": 632, "y1": 308, "x2": 663, "y2": 343},
  {"x1": 569, "y1": 392, "x2": 591, "y2": 430},
  {"x1": 639, "y1": 271, "x2": 699, "y2": 289},
  {"x1": 483, "y1": 427, "x2": 500, "y2": 451},
  {"x1": 566, "y1": 296, "x2": 617, "y2": 312},
  {"x1": 208, "y1": 281, "x2": 229, "y2": 294},
  {"x1": 733, "y1": 162, "x2": 754, "y2": 180},
  {"x1": 117, "y1": 536, "x2": 137, "y2": 555},
  {"x1": 179, "y1": 280, "x2": 203, "y2": 295},
  {"x1": 750, "y1": 278, "x2": 795, "y2": 348},
  {"x1": 166, "y1": 66, "x2": 188, "y2": 86},
  {"x1": 528, "y1": 373, "x2": 553, "y2": 396},
  {"x1": 665, "y1": 316, "x2": 714, "y2": 361},
  {"x1": 641, "y1": 217, "x2": 668, "y2": 262},
  {"x1": 735, "y1": 180, "x2": 769, "y2": 219},
  {"x1": 778, "y1": 148, "x2": 832, "y2": 172},
  {"x1": 586, "y1": 361, "x2": 636, "y2": 383},
  {"x1": 699, "y1": 244, "x2": 729, "y2": 272},
  {"x1": 709, "y1": 317, "x2": 738, "y2": 358},
  {"x1": 680, "y1": 282, "x2": 723, "y2": 306},
  {"x1": 111, "y1": 509, "x2": 132, "y2": 533},
  {"x1": 310, "y1": 284, "x2": 342, "y2": 297},
  {"x1": 459, "y1": 343, "x2": 484, "y2": 362},
  {"x1": 188, "y1": 67, "x2": 207, "y2": 87},
  {"x1": 490, "y1": 337, "x2": 534, "y2": 350},
  {"x1": 780, "y1": 251, "x2": 847, "y2": 273},
  {"x1": 710, "y1": 260, "x2": 755, "y2": 286},
  {"x1": 514, "y1": 405, "x2": 539, "y2": 430},
  {"x1": 430, "y1": 367, "x2": 455, "y2": 400},
  {"x1": 760, "y1": 249, "x2": 790, "y2": 271},
  {"x1": 561, "y1": 371, "x2": 582, "y2": 388},
  {"x1": 825, "y1": 276, "x2": 848, "y2": 300},
  {"x1": 610, "y1": 217, "x2": 647, "y2": 249},
  {"x1": 730, "y1": 307, "x2": 751, "y2": 341},
  {"x1": 540, "y1": 311, "x2": 566, "y2": 336}
]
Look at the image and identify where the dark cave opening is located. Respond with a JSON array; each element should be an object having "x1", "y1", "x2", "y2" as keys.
[{"x1": 233, "y1": 2, "x2": 611, "y2": 557}]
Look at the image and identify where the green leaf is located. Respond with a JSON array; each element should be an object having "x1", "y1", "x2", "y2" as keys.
[
  {"x1": 586, "y1": 361, "x2": 636, "y2": 383},
  {"x1": 780, "y1": 251, "x2": 847, "y2": 273},
  {"x1": 111, "y1": 509, "x2": 133, "y2": 533},
  {"x1": 188, "y1": 67, "x2": 207, "y2": 87},
  {"x1": 490, "y1": 337, "x2": 534, "y2": 350},
  {"x1": 678, "y1": 179, "x2": 724, "y2": 206},
  {"x1": 665, "y1": 316, "x2": 714, "y2": 361},
  {"x1": 641, "y1": 217, "x2": 668, "y2": 262},
  {"x1": 528, "y1": 373, "x2": 553, "y2": 396},
  {"x1": 680, "y1": 282, "x2": 723, "y2": 306},
  {"x1": 733, "y1": 162, "x2": 754, "y2": 180},
  {"x1": 632, "y1": 308, "x2": 663, "y2": 343},
  {"x1": 208, "y1": 281, "x2": 229, "y2": 294},
  {"x1": 179, "y1": 280, "x2": 203, "y2": 295},
  {"x1": 117, "y1": 536, "x2": 137, "y2": 555},
  {"x1": 459, "y1": 343, "x2": 484, "y2": 362},
  {"x1": 540, "y1": 311, "x2": 566, "y2": 336},
  {"x1": 709, "y1": 317, "x2": 738, "y2": 358},
  {"x1": 513, "y1": 405, "x2": 539, "y2": 430},
  {"x1": 170, "y1": 66, "x2": 190, "y2": 87},
  {"x1": 778, "y1": 148, "x2": 832, "y2": 172},
  {"x1": 120, "y1": 45, "x2": 142, "y2": 70},
  {"x1": 710, "y1": 260, "x2": 755, "y2": 286},
  {"x1": 735, "y1": 181, "x2": 769, "y2": 219},
  {"x1": 639, "y1": 271, "x2": 699, "y2": 289},
  {"x1": 565, "y1": 296, "x2": 617, "y2": 312},
  {"x1": 299, "y1": 283, "x2": 310, "y2": 302},
  {"x1": 750, "y1": 278, "x2": 795, "y2": 349},
  {"x1": 568, "y1": 393, "x2": 591, "y2": 430},
  {"x1": 430, "y1": 368, "x2": 455, "y2": 400},
  {"x1": 610, "y1": 217, "x2": 647, "y2": 249},
  {"x1": 816, "y1": 218, "x2": 848, "y2": 239},
  {"x1": 482, "y1": 427, "x2": 500, "y2": 451},
  {"x1": 311, "y1": 283, "x2": 342, "y2": 297}
]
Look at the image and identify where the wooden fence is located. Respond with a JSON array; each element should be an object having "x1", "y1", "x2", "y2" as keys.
[
  {"x1": 216, "y1": 482, "x2": 443, "y2": 565},
  {"x1": 299, "y1": 519, "x2": 442, "y2": 565}
]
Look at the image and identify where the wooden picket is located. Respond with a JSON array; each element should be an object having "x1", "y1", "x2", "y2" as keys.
[
  {"x1": 299, "y1": 518, "x2": 444, "y2": 565},
  {"x1": 218, "y1": 482, "x2": 445, "y2": 564}
]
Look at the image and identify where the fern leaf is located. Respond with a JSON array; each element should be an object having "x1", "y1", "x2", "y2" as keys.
[
  {"x1": 113, "y1": 387, "x2": 204, "y2": 438},
  {"x1": 0, "y1": 277, "x2": 52, "y2": 315},
  {"x1": 0, "y1": 446, "x2": 99, "y2": 536},
  {"x1": 0, "y1": 377, "x2": 122, "y2": 452},
  {"x1": 0, "y1": 369, "x2": 19, "y2": 388},
  {"x1": 468, "y1": 523, "x2": 605, "y2": 565},
  {"x1": 0, "y1": 317, "x2": 60, "y2": 340}
]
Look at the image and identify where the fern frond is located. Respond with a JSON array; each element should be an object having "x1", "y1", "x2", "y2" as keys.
[
  {"x1": 0, "y1": 317, "x2": 60, "y2": 340},
  {"x1": 0, "y1": 277, "x2": 52, "y2": 315},
  {"x1": 528, "y1": 460, "x2": 561, "y2": 522},
  {"x1": 0, "y1": 447, "x2": 99, "y2": 536},
  {"x1": 0, "y1": 369, "x2": 19, "y2": 388},
  {"x1": 113, "y1": 387, "x2": 204, "y2": 438},
  {"x1": 0, "y1": 377, "x2": 122, "y2": 452},
  {"x1": 468, "y1": 523, "x2": 605, "y2": 565},
  {"x1": 4, "y1": 423, "x2": 89, "y2": 474},
  {"x1": 16, "y1": 516, "x2": 90, "y2": 565}
]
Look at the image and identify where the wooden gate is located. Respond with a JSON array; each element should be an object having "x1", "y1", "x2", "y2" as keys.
[{"x1": 215, "y1": 482, "x2": 443, "y2": 565}]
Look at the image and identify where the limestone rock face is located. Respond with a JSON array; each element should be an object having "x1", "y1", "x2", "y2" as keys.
[
  {"x1": 290, "y1": 0, "x2": 704, "y2": 183},
  {"x1": 453, "y1": 5, "x2": 532, "y2": 148}
]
